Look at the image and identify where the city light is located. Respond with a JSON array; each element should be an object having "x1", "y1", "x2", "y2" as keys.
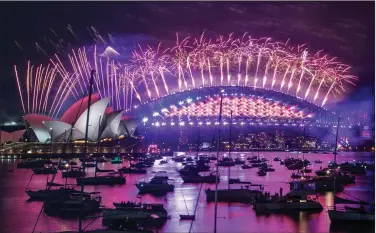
[{"x1": 142, "y1": 117, "x2": 148, "y2": 123}]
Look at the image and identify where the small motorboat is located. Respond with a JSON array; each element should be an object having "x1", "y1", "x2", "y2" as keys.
[
  {"x1": 314, "y1": 160, "x2": 323, "y2": 164},
  {"x1": 83, "y1": 161, "x2": 97, "y2": 167},
  {"x1": 136, "y1": 178, "x2": 174, "y2": 195},
  {"x1": 257, "y1": 170, "x2": 267, "y2": 176},
  {"x1": 234, "y1": 158, "x2": 245, "y2": 165},
  {"x1": 68, "y1": 161, "x2": 77, "y2": 165},
  {"x1": 301, "y1": 168, "x2": 312, "y2": 173},
  {"x1": 62, "y1": 166, "x2": 86, "y2": 178},
  {"x1": 159, "y1": 160, "x2": 168, "y2": 165},
  {"x1": 273, "y1": 157, "x2": 281, "y2": 161},
  {"x1": 229, "y1": 178, "x2": 252, "y2": 184},
  {"x1": 179, "y1": 214, "x2": 195, "y2": 220},
  {"x1": 33, "y1": 166, "x2": 57, "y2": 175},
  {"x1": 111, "y1": 157, "x2": 123, "y2": 164},
  {"x1": 118, "y1": 167, "x2": 147, "y2": 174},
  {"x1": 291, "y1": 172, "x2": 302, "y2": 179},
  {"x1": 113, "y1": 201, "x2": 142, "y2": 209},
  {"x1": 17, "y1": 159, "x2": 51, "y2": 168},
  {"x1": 181, "y1": 173, "x2": 219, "y2": 183},
  {"x1": 241, "y1": 164, "x2": 253, "y2": 169}
]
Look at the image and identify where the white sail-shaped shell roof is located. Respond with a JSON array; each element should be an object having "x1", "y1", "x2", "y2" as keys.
[
  {"x1": 73, "y1": 97, "x2": 110, "y2": 141},
  {"x1": 24, "y1": 114, "x2": 53, "y2": 142},
  {"x1": 43, "y1": 121, "x2": 73, "y2": 142},
  {"x1": 101, "y1": 110, "x2": 125, "y2": 139}
]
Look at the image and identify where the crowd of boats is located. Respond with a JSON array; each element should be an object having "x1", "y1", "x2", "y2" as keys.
[{"x1": 16, "y1": 150, "x2": 374, "y2": 233}]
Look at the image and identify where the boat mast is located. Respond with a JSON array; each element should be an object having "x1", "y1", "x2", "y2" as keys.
[
  {"x1": 196, "y1": 125, "x2": 200, "y2": 158},
  {"x1": 228, "y1": 110, "x2": 232, "y2": 190},
  {"x1": 302, "y1": 122, "x2": 306, "y2": 171},
  {"x1": 78, "y1": 70, "x2": 95, "y2": 232},
  {"x1": 333, "y1": 117, "x2": 340, "y2": 211},
  {"x1": 214, "y1": 93, "x2": 224, "y2": 233}
]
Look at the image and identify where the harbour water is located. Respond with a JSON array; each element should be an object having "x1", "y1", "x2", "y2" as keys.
[{"x1": 0, "y1": 152, "x2": 374, "y2": 233}]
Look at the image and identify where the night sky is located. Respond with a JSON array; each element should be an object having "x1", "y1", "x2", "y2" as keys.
[{"x1": 0, "y1": 1, "x2": 374, "y2": 122}]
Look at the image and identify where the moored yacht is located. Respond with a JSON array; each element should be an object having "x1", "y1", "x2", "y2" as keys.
[
  {"x1": 205, "y1": 184, "x2": 263, "y2": 203},
  {"x1": 181, "y1": 172, "x2": 220, "y2": 183},
  {"x1": 136, "y1": 178, "x2": 174, "y2": 195},
  {"x1": 26, "y1": 184, "x2": 82, "y2": 200},
  {"x1": 110, "y1": 156, "x2": 123, "y2": 164},
  {"x1": 62, "y1": 166, "x2": 86, "y2": 178},
  {"x1": 102, "y1": 203, "x2": 169, "y2": 228},
  {"x1": 253, "y1": 191, "x2": 323, "y2": 213},
  {"x1": 76, "y1": 171, "x2": 126, "y2": 185},
  {"x1": 118, "y1": 167, "x2": 147, "y2": 174},
  {"x1": 43, "y1": 192, "x2": 101, "y2": 217},
  {"x1": 33, "y1": 166, "x2": 57, "y2": 174}
]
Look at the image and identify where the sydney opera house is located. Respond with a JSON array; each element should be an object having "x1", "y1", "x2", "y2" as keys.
[{"x1": 0, "y1": 94, "x2": 141, "y2": 156}]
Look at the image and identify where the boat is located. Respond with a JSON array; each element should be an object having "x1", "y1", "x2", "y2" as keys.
[
  {"x1": 17, "y1": 159, "x2": 52, "y2": 168},
  {"x1": 273, "y1": 157, "x2": 281, "y2": 161},
  {"x1": 62, "y1": 166, "x2": 86, "y2": 178},
  {"x1": 205, "y1": 185, "x2": 264, "y2": 203},
  {"x1": 43, "y1": 192, "x2": 101, "y2": 217},
  {"x1": 252, "y1": 162, "x2": 267, "y2": 168},
  {"x1": 94, "y1": 157, "x2": 108, "y2": 163},
  {"x1": 241, "y1": 164, "x2": 253, "y2": 169},
  {"x1": 229, "y1": 178, "x2": 252, "y2": 184},
  {"x1": 113, "y1": 201, "x2": 142, "y2": 209},
  {"x1": 68, "y1": 161, "x2": 78, "y2": 165},
  {"x1": 153, "y1": 171, "x2": 169, "y2": 180},
  {"x1": 289, "y1": 177, "x2": 344, "y2": 192},
  {"x1": 257, "y1": 169, "x2": 267, "y2": 176},
  {"x1": 339, "y1": 162, "x2": 367, "y2": 175},
  {"x1": 131, "y1": 162, "x2": 152, "y2": 168},
  {"x1": 248, "y1": 159, "x2": 262, "y2": 164},
  {"x1": 314, "y1": 160, "x2": 323, "y2": 164},
  {"x1": 76, "y1": 172, "x2": 126, "y2": 185},
  {"x1": 181, "y1": 172, "x2": 219, "y2": 183},
  {"x1": 83, "y1": 161, "x2": 97, "y2": 167},
  {"x1": 102, "y1": 204, "x2": 169, "y2": 228},
  {"x1": 179, "y1": 165, "x2": 209, "y2": 175},
  {"x1": 234, "y1": 158, "x2": 245, "y2": 165},
  {"x1": 216, "y1": 158, "x2": 235, "y2": 166},
  {"x1": 111, "y1": 157, "x2": 123, "y2": 164},
  {"x1": 315, "y1": 171, "x2": 356, "y2": 185},
  {"x1": 172, "y1": 156, "x2": 185, "y2": 162},
  {"x1": 159, "y1": 160, "x2": 168, "y2": 165},
  {"x1": 26, "y1": 184, "x2": 82, "y2": 200},
  {"x1": 253, "y1": 191, "x2": 323, "y2": 213},
  {"x1": 328, "y1": 208, "x2": 375, "y2": 222},
  {"x1": 247, "y1": 156, "x2": 258, "y2": 161},
  {"x1": 118, "y1": 167, "x2": 147, "y2": 174},
  {"x1": 33, "y1": 166, "x2": 57, "y2": 175},
  {"x1": 179, "y1": 214, "x2": 195, "y2": 220},
  {"x1": 287, "y1": 162, "x2": 305, "y2": 170},
  {"x1": 291, "y1": 172, "x2": 302, "y2": 179},
  {"x1": 136, "y1": 178, "x2": 174, "y2": 195},
  {"x1": 315, "y1": 168, "x2": 331, "y2": 176},
  {"x1": 301, "y1": 168, "x2": 312, "y2": 173},
  {"x1": 264, "y1": 167, "x2": 276, "y2": 172}
]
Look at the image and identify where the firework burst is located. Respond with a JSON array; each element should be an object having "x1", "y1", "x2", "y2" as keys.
[{"x1": 14, "y1": 33, "x2": 357, "y2": 117}]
